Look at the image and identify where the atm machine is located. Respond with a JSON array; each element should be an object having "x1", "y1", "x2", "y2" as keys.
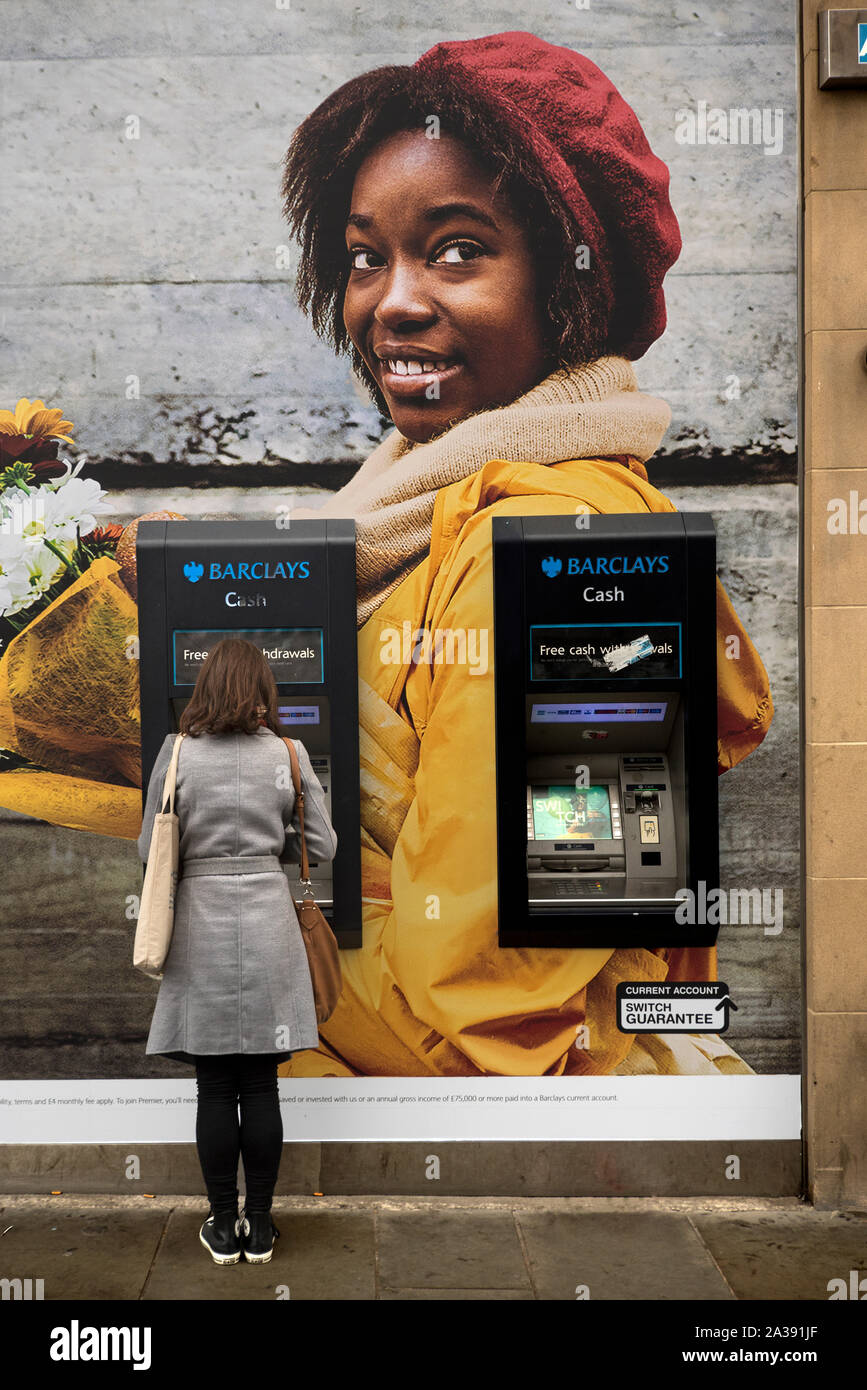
[
  {"x1": 492, "y1": 513, "x2": 719, "y2": 949},
  {"x1": 136, "y1": 519, "x2": 361, "y2": 948}
]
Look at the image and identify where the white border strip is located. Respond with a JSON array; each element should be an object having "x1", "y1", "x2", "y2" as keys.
[{"x1": 0, "y1": 1076, "x2": 801, "y2": 1143}]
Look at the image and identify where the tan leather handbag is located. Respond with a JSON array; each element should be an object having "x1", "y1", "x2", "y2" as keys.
[
  {"x1": 282, "y1": 736, "x2": 342, "y2": 1024},
  {"x1": 133, "y1": 732, "x2": 185, "y2": 980}
]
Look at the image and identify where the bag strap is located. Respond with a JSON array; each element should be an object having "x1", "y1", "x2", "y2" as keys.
[
  {"x1": 282, "y1": 736, "x2": 312, "y2": 889},
  {"x1": 161, "y1": 733, "x2": 185, "y2": 814}
]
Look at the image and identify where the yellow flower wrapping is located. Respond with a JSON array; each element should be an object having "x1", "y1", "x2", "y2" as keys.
[{"x1": 0, "y1": 555, "x2": 142, "y2": 838}]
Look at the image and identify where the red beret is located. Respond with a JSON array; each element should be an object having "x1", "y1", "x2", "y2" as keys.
[{"x1": 414, "y1": 31, "x2": 681, "y2": 360}]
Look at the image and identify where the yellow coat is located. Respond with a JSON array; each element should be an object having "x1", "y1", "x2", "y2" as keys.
[{"x1": 280, "y1": 456, "x2": 773, "y2": 1079}]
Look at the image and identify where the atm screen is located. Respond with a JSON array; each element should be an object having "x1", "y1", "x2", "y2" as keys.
[
  {"x1": 530, "y1": 784, "x2": 613, "y2": 841},
  {"x1": 172, "y1": 628, "x2": 324, "y2": 685}
]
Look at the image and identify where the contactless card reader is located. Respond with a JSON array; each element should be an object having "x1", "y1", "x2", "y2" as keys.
[
  {"x1": 493, "y1": 513, "x2": 719, "y2": 948},
  {"x1": 136, "y1": 519, "x2": 361, "y2": 948}
]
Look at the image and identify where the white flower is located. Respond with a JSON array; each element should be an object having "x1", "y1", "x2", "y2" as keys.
[
  {"x1": 1, "y1": 477, "x2": 110, "y2": 551},
  {"x1": 39, "y1": 476, "x2": 112, "y2": 542},
  {"x1": 1, "y1": 539, "x2": 66, "y2": 617},
  {"x1": 0, "y1": 531, "x2": 27, "y2": 565},
  {"x1": 0, "y1": 465, "x2": 112, "y2": 618},
  {"x1": 50, "y1": 451, "x2": 89, "y2": 487},
  {"x1": 0, "y1": 531, "x2": 36, "y2": 616},
  {"x1": 2, "y1": 486, "x2": 65, "y2": 571}
]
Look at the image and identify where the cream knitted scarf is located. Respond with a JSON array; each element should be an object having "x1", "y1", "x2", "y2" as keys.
[{"x1": 292, "y1": 355, "x2": 672, "y2": 628}]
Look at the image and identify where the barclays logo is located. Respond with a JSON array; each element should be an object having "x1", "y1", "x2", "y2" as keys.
[
  {"x1": 540, "y1": 554, "x2": 670, "y2": 578},
  {"x1": 568, "y1": 555, "x2": 670, "y2": 575},
  {"x1": 181, "y1": 559, "x2": 311, "y2": 582}
]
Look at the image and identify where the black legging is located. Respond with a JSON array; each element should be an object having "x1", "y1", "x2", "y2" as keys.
[{"x1": 194, "y1": 1053, "x2": 283, "y2": 1216}]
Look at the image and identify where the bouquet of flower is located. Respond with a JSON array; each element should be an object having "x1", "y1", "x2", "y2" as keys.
[{"x1": 0, "y1": 398, "x2": 183, "y2": 839}]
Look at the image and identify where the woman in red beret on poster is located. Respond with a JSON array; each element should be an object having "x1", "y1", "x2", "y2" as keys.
[{"x1": 279, "y1": 32, "x2": 773, "y2": 1080}]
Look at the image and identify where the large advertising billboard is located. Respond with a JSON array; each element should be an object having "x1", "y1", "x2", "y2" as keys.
[{"x1": 0, "y1": 3, "x2": 799, "y2": 1155}]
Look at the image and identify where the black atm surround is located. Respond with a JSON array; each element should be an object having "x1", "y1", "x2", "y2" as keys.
[
  {"x1": 136, "y1": 518, "x2": 361, "y2": 949},
  {"x1": 492, "y1": 512, "x2": 719, "y2": 950}
]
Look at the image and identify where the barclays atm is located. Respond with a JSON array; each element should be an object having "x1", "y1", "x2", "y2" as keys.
[
  {"x1": 492, "y1": 513, "x2": 719, "y2": 949},
  {"x1": 136, "y1": 519, "x2": 361, "y2": 948}
]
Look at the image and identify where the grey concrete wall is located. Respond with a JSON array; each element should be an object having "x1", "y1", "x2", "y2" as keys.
[{"x1": 1, "y1": 0, "x2": 797, "y2": 468}]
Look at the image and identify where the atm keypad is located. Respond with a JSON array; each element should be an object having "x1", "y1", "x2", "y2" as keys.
[
  {"x1": 531, "y1": 877, "x2": 611, "y2": 899},
  {"x1": 530, "y1": 878, "x2": 605, "y2": 900}
]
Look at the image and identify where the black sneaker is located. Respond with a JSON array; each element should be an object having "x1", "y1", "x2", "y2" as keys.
[
  {"x1": 199, "y1": 1209, "x2": 242, "y2": 1265},
  {"x1": 239, "y1": 1209, "x2": 280, "y2": 1263}
]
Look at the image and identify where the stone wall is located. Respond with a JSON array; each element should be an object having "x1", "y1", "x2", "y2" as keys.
[{"x1": 801, "y1": 0, "x2": 867, "y2": 1207}]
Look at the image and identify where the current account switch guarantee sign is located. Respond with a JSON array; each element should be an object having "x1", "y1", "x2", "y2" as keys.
[{"x1": 616, "y1": 982, "x2": 733, "y2": 1033}]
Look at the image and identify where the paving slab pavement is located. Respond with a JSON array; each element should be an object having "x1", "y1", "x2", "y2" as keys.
[
  {"x1": 691, "y1": 1209, "x2": 867, "y2": 1302},
  {"x1": 0, "y1": 1195, "x2": 864, "y2": 1302}
]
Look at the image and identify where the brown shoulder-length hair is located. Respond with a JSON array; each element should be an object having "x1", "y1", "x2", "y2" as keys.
[{"x1": 178, "y1": 638, "x2": 281, "y2": 737}]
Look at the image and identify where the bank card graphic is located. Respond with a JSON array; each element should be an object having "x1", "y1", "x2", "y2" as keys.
[{"x1": 602, "y1": 634, "x2": 654, "y2": 672}]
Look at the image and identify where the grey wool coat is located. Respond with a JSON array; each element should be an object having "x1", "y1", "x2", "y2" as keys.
[{"x1": 136, "y1": 728, "x2": 337, "y2": 1067}]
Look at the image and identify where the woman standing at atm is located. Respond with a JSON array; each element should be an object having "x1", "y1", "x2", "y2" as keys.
[
  {"x1": 137, "y1": 637, "x2": 337, "y2": 1264},
  {"x1": 278, "y1": 32, "x2": 773, "y2": 1081}
]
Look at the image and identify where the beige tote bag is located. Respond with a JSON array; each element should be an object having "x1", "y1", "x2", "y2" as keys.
[{"x1": 133, "y1": 732, "x2": 185, "y2": 980}]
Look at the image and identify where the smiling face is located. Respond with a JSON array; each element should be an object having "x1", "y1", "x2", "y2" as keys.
[{"x1": 342, "y1": 129, "x2": 551, "y2": 443}]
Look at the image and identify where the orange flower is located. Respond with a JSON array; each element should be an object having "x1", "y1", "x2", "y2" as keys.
[
  {"x1": 0, "y1": 398, "x2": 75, "y2": 444},
  {"x1": 84, "y1": 523, "x2": 124, "y2": 544}
]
